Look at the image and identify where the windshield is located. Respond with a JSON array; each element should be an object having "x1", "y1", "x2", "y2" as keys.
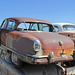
[
  {"x1": 63, "y1": 25, "x2": 75, "y2": 31},
  {"x1": 16, "y1": 22, "x2": 55, "y2": 32}
]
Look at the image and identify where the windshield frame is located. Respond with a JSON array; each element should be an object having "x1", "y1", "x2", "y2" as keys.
[{"x1": 15, "y1": 22, "x2": 55, "y2": 32}]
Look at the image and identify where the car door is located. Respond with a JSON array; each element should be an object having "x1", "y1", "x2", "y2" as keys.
[
  {"x1": 0, "y1": 19, "x2": 8, "y2": 46},
  {"x1": 0, "y1": 19, "x2": 15, "y2": 46}
]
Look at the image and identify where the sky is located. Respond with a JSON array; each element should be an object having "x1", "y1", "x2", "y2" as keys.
[{"x1": 0, "y1": 0, "x2": 75, "y2": 25}]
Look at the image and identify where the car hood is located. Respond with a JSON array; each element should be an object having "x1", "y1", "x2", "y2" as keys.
[{"x1": 25, "y1": 31, "x2": 74, "y2": 50}]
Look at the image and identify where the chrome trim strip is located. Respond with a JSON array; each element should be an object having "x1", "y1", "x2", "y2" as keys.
[{"x1": 26, "y1": 54, "x2": 48, "y2": 59}]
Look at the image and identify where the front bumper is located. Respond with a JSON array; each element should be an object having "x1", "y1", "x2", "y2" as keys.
[{"x1": 26, "y1": 54, "x2": 74, "y2": 64}]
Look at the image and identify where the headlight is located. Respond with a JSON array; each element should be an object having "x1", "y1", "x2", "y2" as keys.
[{"x1": 34, "y1": 40, "x2": 40, "y2": 51}]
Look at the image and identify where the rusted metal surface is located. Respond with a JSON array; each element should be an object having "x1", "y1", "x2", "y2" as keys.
[
  {"x1": 27, "y1": 32, "x2": 74, "y2": 49},
  {"x1": 53, "y1": 56, "x2": 73, "y2": 62},
  {"x1": 0, "y1": 17, "x2": 74, "y2": 64},
  {"x1": 52, "y1": 23, "x2": 75, "y2": 62},
  {"x1": 6, "y1": 17, "x2": 51, "y2": 25},
  {"x1": 26, "y1": 54, "x2": 73, "y2": 64},
  {"x1": 1, "y1": 30, "x2": 10, "y2": 46},
  {"x1": 8, "y1": 31, "x2": 74, "y2": 49},
  {"x1": 44, "y1": 49, "x2": 74, "y2": 57},
  {"x1": 7, "y1": 31, "x2": 74, "y2": 58}
]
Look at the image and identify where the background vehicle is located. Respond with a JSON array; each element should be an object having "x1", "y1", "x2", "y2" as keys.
[{"x1": 52, "y1": 23, "x2": 75, "y2": 42}]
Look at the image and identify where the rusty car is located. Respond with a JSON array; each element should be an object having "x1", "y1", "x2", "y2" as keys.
[{"x1": 0, "y1": 17, "x2": 74, "y2": 65}]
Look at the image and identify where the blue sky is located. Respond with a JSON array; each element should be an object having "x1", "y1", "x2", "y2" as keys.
[{"x1": 0, "y1": 0, "x2": 75, "y2": 25}]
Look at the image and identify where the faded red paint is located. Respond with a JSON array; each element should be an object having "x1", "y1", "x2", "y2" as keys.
[
  {"x1": 8, "y1": 31, "x2": 74, "y2": 58},
  {"x1": 0, "y1": 17, "x2": 74, "y2": 64},
  {"x1": 8, "y1": 31, "x2": 74, "y2": 50},
  {"x1": 5, "y1": 17, "x2": 52, "y2": 29},
  {"x1": 6, "y1": 17, "x2": 51, "y2": 24},
  {"x1": 9, "y1": 31, "x2": 38, "y2": 40},
  {"x1": 53, "y1": 56, "x2": 73, "y2": 62}
]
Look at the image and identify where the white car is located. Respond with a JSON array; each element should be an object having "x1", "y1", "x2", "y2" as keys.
[
  {"x1": 52, "y1": 23, "x2": 75, "y2": 32},
  {"x1": 52, "y1": 23, "x2": 75, "y2": 42}
]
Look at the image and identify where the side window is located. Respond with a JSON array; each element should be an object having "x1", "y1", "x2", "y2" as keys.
[
  {"x1": 17, "y1": 23, "x2": 38, "y2": 31},
  {"x1": 16, "y1": 23, "x2": 28, "y2": 31},
  {"x1": 6, "y1": 19, "x2": 15, "y2": 30},
  {"x1": 17, "y1": 23, "x2": 26, "y2": 29},
  {"x1": 39, "y1": 24, "x2": 49, "y2": 32},
  {"x1": 43, "y1": 24, "x2": 49, "y2": 32},
  {"x1": 1, "y1": 20, "x2": 7, "y2": 29},
  {"x1": 54, "y1": 25, "x2": 59, "y2": 32},
  {"x1": 31, "y1": 24, "x2": 38, "y2": 31}
]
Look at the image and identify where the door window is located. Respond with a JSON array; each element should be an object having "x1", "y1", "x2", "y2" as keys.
[
  {"x1": 1, "y1": 20, "x2": 7, "y2": 29},
  {"x1": 39, "y1": 24, "x2": 49, "y2": 32},
  {"x1": 6, "y1": 19, "x2": 15, "y2": 30},
  {"x1": 16, "y1": 23, "x2": 28, "y2": 31},
  {"x1": 16, "y1": 23, "x2": 38, "y2": 31},
  {"x1": 43, "y1": 24, "x2": 49, "y2": 32},
  {"x1": 31, "y1": 23, "x2": 38, "y2": 31}
]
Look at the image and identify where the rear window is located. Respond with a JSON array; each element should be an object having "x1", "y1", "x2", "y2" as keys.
[{"x1": 63, "y1": 25, "x2": 75, "y2": 31}]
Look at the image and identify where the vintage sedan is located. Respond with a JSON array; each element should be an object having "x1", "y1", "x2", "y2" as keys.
[
  {"x1": 52, "y1": 23, "x2": 75, "y2": 42},
  {"x1": 0, "y1": 17, "x2": 74, "y2": 65}
]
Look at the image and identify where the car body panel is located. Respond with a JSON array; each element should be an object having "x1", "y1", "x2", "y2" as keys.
[
  {"x1": 0, "y1": 18, "x2": 74, "y2": 64},
  {"x1": 52, "y1": 23, "x2": 75, "y2": 40},
  {"x1": 1, "y1": 30, "x2": 74, "y2": 57}
]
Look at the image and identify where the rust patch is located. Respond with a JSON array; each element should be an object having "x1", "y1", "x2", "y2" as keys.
[
  {"x1": 44, "y1": 49, "x2": 74, "y2": 57},
  {"x1": 8, "y1": 31, "x2": 74, "y2": 52},
  {"x1": 9, "y1": 31, "x2": 38, "y2": 40},
  {"x1": 6, "y1": 17, "x2": 51, "y2": 25},
  {"x1": 53, "y1": 56, "x2": 73, "y2": 62}
]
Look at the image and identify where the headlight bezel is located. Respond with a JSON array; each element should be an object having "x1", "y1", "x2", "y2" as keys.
[{"x1": 34, "y1": 40, "x2": 41, "y2": 52}]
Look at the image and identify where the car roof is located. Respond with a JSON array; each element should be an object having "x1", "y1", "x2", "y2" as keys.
[
  {"x1": 6, "y1": 17, "x2": 51, "y2": 25},
  {"x1": 52, "y1": 23, "x2": 75, "y2": 26}
]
